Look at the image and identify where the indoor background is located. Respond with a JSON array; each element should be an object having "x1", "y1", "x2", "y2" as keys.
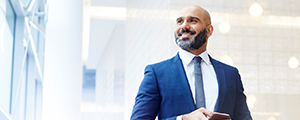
[{"x1": 0, "y1": 0, "x2": 299, "y2": 120}]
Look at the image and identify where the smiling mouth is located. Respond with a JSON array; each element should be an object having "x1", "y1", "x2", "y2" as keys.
[
  {"x1": 180, "y1": 33, "x2": 192, "y2": 38},
  {"x1": 177, "y1": 30, "x2": 196, "y2": 37}
]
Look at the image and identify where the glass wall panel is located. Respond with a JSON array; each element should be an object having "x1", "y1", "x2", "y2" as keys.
[{"x1": 0, "y1": 0, "x2": 15, "y2": 114}]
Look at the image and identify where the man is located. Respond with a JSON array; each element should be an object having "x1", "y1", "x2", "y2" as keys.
[{"x1": 131, "y1": 5, "x2": 252, "y2": 120}]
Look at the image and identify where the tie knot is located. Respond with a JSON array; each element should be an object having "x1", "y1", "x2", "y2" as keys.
[{"x1": 193, "y1": 56, "x2": 202, "y2": 63}]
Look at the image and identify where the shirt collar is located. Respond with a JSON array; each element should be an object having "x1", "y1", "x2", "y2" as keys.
[{"x1": 179, "y1": 49, "x2": 211, "y2": 65}]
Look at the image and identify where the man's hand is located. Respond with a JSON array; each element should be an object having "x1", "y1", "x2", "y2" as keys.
[{"x1": 182, "y1": 107, "x2": 213, "y2": 120}]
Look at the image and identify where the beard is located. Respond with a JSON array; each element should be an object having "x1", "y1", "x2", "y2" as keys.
[{"x1": 175, "y1": 28, "x2": 207, "y2": 50}]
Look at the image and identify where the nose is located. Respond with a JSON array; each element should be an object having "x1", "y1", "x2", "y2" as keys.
[{"x1": 181, "y1": 21, "x2": 190, "y2": 30}]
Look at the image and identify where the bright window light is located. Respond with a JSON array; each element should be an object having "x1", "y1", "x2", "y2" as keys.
[
  {"x1": 218, "y1": 21, "x2": 231, "y2": 33},
  {"x1": 220, "y1": 55, "x2": 233, "y2": 66},
  {"x1": 288, "y1": 56, "x2": 299, "y2": 69},
  {"x1": 249, "y1": 2, "x2": 263, "y2": 17}
]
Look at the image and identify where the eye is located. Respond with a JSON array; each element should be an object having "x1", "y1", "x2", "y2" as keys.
[
  {"x1": 177, "y1": 20, "x2": 183, "y2": 24},
  {"x1": 190, "y1": 19, "x2": 197, "y2": 23}
]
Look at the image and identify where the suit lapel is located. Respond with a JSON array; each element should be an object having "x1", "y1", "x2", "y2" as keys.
[
  {"x1": 169, "y1": 53, "x2": 195, "y2": 111},
  {"x1": 210, "y1": 57, "x2": 226, "y2": 112},
  {"x1": 168, "y1": 54, "x2": 227, "y2": 111}
]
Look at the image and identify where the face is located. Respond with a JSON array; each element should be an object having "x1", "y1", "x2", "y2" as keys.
[
  {"x1": 175, "y1": 28, "x2": 207, "y2": 50},
  {"x1": 174, "y1": 6, "x2": 209, "y2": 50}
]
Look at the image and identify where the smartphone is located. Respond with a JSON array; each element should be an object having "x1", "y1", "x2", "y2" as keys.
[{"x1": 208, "y1": 112, "x2": 231, "y2": 120}]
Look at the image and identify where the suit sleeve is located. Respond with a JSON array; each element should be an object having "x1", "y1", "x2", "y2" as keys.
[
  {"x1": 131, "y1": 65, "x2": 161, "y2": 120},
  {"x1": 131, "y1": 65, "x2": 179, "y2": 120},
  {"x1": 233, "y1": 70, "x2": 252, "y2": 120}
]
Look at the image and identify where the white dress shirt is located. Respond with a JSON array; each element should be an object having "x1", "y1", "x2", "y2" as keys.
[{"x1": 177, "y1": 49, "x2": 219, "y2": 119}]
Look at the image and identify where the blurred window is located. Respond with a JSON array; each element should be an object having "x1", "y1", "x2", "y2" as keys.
[{"x1": 0, "y1": 0, "x2": 15, "y2": 117}]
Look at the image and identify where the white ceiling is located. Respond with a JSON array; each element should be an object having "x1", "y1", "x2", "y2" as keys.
[
  {"x1": 86, "y1": 19, "x2": 124, "y2": 69},
  {"x1": 91, "y1": 0, "x2": 126, "y2": 7},
  {"x1": 84, "y1": 0, "x2": 126, "y2": 69}
]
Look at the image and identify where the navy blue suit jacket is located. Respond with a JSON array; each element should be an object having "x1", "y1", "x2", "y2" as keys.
[{"x1": 131, "y1": 53, "x2": 252, "y2": 120}]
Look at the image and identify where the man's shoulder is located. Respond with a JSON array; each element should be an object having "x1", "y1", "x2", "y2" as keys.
[
  {"x1": 210, "y1": 57, "x2": 238, "y2": 72},
  {"x1": 149, "y1": 55, "x2": 177, "y2": 66},
  {"x1": 147, "y1": 54, "x2": 180, "y2": 68}
]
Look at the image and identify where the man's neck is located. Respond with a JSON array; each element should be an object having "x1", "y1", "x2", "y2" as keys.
[{"x1": 185, "y1": 46, "x2": 206, "y2": 56}]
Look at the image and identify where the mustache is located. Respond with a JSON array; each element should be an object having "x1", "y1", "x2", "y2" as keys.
[{"x1": 177, "y1": 29, "x2": 196, "y2": 36}]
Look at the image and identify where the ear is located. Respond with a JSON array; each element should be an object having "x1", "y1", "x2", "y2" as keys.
[{"x1": 206, "y1": 24, "x2": 214, "y2": 38}]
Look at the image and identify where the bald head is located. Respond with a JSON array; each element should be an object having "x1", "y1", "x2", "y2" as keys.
[
  {"x1": 174, "y1": 5, "x2": 214, "y2": 55},
  {"x1": 178, "y1": 5, "x2": 211, "y2": 26}
]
